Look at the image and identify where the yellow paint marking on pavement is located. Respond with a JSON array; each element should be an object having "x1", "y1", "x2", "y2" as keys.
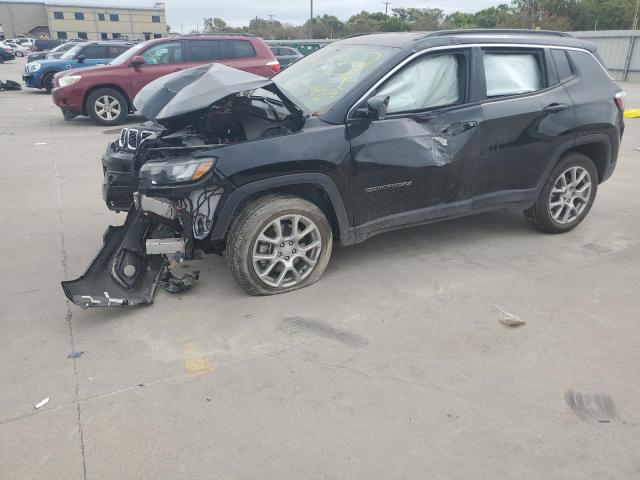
[{"x1": 183, "y1": 343, "x2": 213, "y2": 377}]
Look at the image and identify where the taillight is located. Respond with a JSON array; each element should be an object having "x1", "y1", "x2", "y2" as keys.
[
  {"x1": 267, "y1": 60, "x2": 280, "y2": 74},
  {"x1": 614, "y1": 92, "x2": 626, "y2": 113}
]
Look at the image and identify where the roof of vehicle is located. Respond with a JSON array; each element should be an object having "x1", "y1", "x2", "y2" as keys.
[
  {"x1": 340, "y1": 29, "x2": 598, "y2": 52},
  {"x1": 78, "y1": 41, "x2": 136, "y2": 47}
]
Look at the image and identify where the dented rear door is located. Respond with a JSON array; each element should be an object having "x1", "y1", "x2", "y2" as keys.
[{"x1": 347, "y1": 48, "x2": 484, "y2": 227}]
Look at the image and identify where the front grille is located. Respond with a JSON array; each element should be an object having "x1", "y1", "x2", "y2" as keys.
[
  {"x1": 118, "y1": 128, "x2": 155, "y2": 151},
  {"x1": 119, "y1": 128, "x2": 127, "y2": 148},
  {"x1": 127, "y1": 128, "x2": 139, "y2": 150}
]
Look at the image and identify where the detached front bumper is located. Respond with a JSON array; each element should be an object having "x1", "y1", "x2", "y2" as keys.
[{"x1": 61, "y1": 198, "x2": 188, "y2": 309}]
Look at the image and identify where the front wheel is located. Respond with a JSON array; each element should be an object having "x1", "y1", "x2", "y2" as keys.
[
  {"x1": 42, "y1": 72, "x2": 55, "y2": 93},
  {"x1": 15, "y1": 51, "x2": 24, "y2": 57},
  {"x1": 86, "y1": 88, "x2": 128, "y2": 126},
  {"x1": 524, "y1": 153, "x2": 598, "y2": 233},
  {"x1": 226, "y1": 195, "x2": 333, "y2": 295}
]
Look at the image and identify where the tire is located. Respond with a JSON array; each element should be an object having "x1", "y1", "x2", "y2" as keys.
[
  {"x1": 86, "y1": 88, "x2": 128, "y2": 126},
  {"x1": 42, "y1": 72, "x2": 55, "y2": 93},
  {"x1": 226, "y1": 194, "x2": 333, "y2": 296},
  {"x1": 524, "y1": 152, "x2": 598, "y2": 234},
  {"x1": 15, "y1": 51, "x2": 24, "y2": 57}
]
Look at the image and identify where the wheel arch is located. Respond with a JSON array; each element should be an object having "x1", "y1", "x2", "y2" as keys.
[
  {"x1": 211, "y1": 174, "x2": 354, "y2": 246},
  {"x1": 40, "y1": 69, "x2": 61, "y2": 88},
  {"x1": 538, "y1": 134, "x2": 614, "y2": 193},
  {"x1": 82, "y1": 84, "x2": 132, "y2": 115}
]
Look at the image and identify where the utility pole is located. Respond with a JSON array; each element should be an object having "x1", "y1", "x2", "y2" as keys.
[
  {"x1": 268, "y1": 14, "x2": 274, "y2": 37},
  {"x1": 383, "y1": 1, "x2": 392, "y2": 19},
  {"x1": 309, "y1": 0, "x2": 313, "y2": 39}
]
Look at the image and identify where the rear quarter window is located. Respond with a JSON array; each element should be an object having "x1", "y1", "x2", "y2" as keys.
[
  {"x1": 224, "y1": 40, "x2": 256, "y2": 59},
  {"x1": 551, "y1": 49, "x2": 575, "y2": 82},
  {"x1": 483, "y1": 49, "x2": 545, "y2": 97}
]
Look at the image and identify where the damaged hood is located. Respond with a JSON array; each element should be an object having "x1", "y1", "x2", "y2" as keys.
[{"x1": 133, "y1": 63, "x2": 273, "y2": 121}]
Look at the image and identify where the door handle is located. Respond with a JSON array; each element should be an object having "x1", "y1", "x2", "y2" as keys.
[
  {"x1": 543, "y1": 103, "x2": 569, "y2": 113},
  {"x1": 440, "y1": 121, "x2": 478, "y2": 136}
]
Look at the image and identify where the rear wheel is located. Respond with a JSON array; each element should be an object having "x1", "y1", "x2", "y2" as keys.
[
  {"x1": 226, "y1": 195, "x2": 333, "y2": 295},
  {"x1": 86, "y1": 88, "x2": 128, "y2": 126},
  {"x1": 524, "y1": 153, "x2": 598, "y2": 233},
  {"x1": 15, "y1": 51, "x2": 24, "y2": 57}
]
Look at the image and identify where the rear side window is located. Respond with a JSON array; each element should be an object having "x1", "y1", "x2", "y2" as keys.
[
  {"x1": 483, "y1": 50, "x2": 544, "y2": 97},
  {"x1": 377, "y1": 53, "x2": 464, "y2": 114},
  {"x1": 224, "y1": 40, "x2": 256, "y2": 59},
  {"x1": 551, "y1": 49, "x2": 575, "y2": 81},
  {"x1": 81, "y1": 46, "x2": 106, "y2": 59},
  {"x1": 187, "y1": 40, "x2": 221, "y2": 61}
]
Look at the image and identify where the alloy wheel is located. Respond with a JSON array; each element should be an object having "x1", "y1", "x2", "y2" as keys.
[
  {"x1": 94, "y1": 95, "x2": 122, "y2": 121},
  {"x1": 252, "y1": 214, "x2": 322, "y2": 288},
  {"x1": 548, "y1": 166, "x2": 592, "y2": 224}
]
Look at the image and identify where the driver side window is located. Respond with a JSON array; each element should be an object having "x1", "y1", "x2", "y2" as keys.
[
  {"x1": 141, "y1": 42, "x2": 182, "y2": 65},
  {"x1": 377, "y1": 52, "x2": 464, "y2": 114}
]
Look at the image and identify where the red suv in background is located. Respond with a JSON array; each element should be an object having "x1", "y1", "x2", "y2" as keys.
[{"x1": 52, "y1": 34, "x2": 280, "y2": 125}]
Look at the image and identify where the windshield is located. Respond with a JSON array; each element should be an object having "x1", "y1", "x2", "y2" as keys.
[
  {"x1": 60, "y1": 44, "x2": 83, "y2": 60},
  {"x1": 273, "y1": 43, "x2": 396, "y2": 115},
  {"x1": 110, "y1": 40, "x2": 149, "y2": 65}
]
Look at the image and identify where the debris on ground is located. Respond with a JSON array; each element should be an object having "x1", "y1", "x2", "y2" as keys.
[
  {"x1": 67, "y1": 351, "x2": 84, "y2": 358},
  {"x1": 161, "y1": 270, "x2": 200, "y2": 294},
  {"x1": 0, "y1": 80, "x2": 21, "y2": 91},
  {"x1": 494, "y1": 306, "x2": 526, "y2": 327},
  {"x1": 35, "y1": 397, "x2": 49, "y2": 409}
]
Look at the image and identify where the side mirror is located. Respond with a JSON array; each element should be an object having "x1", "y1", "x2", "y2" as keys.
[
  {"x1": 130, "y1": 55, "x2": 145, "y2": 67},
  {"x1": 355, "y1": 95, "x2": 390, "y2": 121},
  {"x1": 76, "y1": 54, "x2": 85, "y2": 63}
]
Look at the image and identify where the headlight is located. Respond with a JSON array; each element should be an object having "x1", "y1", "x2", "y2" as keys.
[
  {"x1": 28, "y1": 63, "x2": 41, "y2": 72},
  {"x1": 58, "y1": 75, "x2": 81, "y2": 87},
  {"x1": 139, "y1": 158, "x2": 216, "y2": 185}
]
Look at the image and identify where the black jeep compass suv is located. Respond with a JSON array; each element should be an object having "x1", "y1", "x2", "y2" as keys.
[{"x1": 63, "y1": 29, "x2": 625, "y2": 307}]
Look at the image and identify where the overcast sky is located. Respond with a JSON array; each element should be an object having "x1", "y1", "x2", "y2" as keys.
[{"x1": 41, "y1": 0, "x2": 500, "y2": 32}]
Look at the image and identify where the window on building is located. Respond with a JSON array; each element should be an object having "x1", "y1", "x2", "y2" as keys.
[
  {"x1": 57, "y1": 31, "x2": 67, "y2": 39},
  {"x1": 112, "y1": 32, "x2": 121, "y2": 39},
  {"x1": 483, "y1": 50, "x2": 544, "y2": 97},
  {"x1": 77, "y1": 32, "x2": 88, "y2": 39},
  {"x1": 100, "y1": 32, "x2": 108, "y2": 39},
  {"x1": 144, "y1": 33, "x2": 151, "y2": 40},
  {"x1": 154, "y1": 34, "x2": 162, "y2": 39},
  {"x1": 377, "y1": 53, "x2": 463, "y2": 114},
  {"x1": 53, "y1": 11, "x2": 64, "y2": 19},
  {"x1": 74, "y1": 12, "x2": 84, "y2": 20},
  {"x1": 152, "y1": 15, "x2": 160, "y2": 23},
  {"x1": 98, "y1": 13, "x2": 105, "y2": 21},
  {"x1": 109, "y1": 14, "x2": 119, "y2": 21}
]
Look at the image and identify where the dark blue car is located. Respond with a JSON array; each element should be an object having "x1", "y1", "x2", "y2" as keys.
[{"x1": 23, "y1": 41, "x2": 133, "y2": 92}]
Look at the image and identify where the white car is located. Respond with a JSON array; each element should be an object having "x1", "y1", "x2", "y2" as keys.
[{"x1": 2, "y1": 42, "x2": 30, "y2": 57}]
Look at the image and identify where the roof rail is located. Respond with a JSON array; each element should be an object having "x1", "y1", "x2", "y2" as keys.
[
  {"x1": 343, "y1": 32, "x2": 375, "y2": 39},
  {"x1": 182, "y1": 32, "x2": 256, "y2": 37},
  {"x1": 425, "y1": 29, "x2": 571, "y2": 38}
]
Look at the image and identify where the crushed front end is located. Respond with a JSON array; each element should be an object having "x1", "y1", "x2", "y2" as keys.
[{"x1": 63, "y1": 139, "x2": 225, "y2": 308}]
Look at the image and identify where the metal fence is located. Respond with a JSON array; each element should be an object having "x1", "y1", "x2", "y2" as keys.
[{"x1": 571, "y1": 30, "x2": 640, "y2": 82}]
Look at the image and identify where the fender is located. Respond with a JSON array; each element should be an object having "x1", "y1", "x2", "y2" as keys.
[
  {"x1": 534, "y1": 133, "x2": 613, "y2": 194},
  {"x1": 211, "y1": 173, "x2": 355, "y2": 245}
]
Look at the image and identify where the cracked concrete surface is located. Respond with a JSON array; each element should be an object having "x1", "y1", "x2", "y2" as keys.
[{"x1": 1, "y1": 58, "x2": 640, "y2": 479}]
